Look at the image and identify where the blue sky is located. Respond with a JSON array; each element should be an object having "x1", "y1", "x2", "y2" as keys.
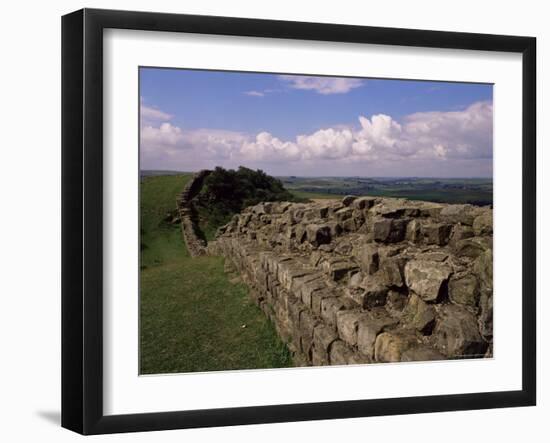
[{"x1": 140, "y1": 68, "x2": 493, "y2": 177}]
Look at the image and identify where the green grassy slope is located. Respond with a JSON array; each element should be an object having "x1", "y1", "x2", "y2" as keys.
[{"x1": 140, "y1": 174, "x2": 292, "y2": 374}]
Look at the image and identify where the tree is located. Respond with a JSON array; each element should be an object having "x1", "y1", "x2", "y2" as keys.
[{"x1": 195, "y1": 166, "x2": 297, "y2": 239}]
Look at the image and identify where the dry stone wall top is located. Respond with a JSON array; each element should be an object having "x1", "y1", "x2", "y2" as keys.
[
  {"x1": 208, "y1": 195, "x2": 493, "y2": 366},
  {"x1": 176, "y1": 170, "x2": 211, "y2": 257}
]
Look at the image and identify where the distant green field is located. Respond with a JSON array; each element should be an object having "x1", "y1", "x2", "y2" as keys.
[
  {"x1": 290, "y1": 190, "x2": 337, "y2": 200},
  {"x1": 283, "y1": 176, "x2": 493, "y2": 206},
  {"x1": 140, "y1": 174, "x2": 292, "y2": 374}
]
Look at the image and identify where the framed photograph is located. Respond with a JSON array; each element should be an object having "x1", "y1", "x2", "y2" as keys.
[{"x1": 61, "y1": 8, "x2": 536, "y2": 435}]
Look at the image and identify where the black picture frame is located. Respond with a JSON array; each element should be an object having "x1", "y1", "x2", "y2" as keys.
[{"x1": 61, "y1": 8, "x2": 537, "y2": 435}]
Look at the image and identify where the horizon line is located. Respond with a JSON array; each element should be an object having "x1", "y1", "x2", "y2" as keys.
[{"x1": 140, "y1": 169, "x2": 492, "y2": 180}]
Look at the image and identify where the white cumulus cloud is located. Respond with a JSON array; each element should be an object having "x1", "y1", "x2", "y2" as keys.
[
  {"x1": 141, "y1": 122, "x2": 183, "y2": 152},
  {"x1": 297, "y1": 128, "x2": 354, "y2": 159},
  {"x1": 400, "y1": 101, "x2": 493, "y2": 160},
  {"x1": 140, "y1": 104, "x2": 173, "y2": 122},
  {"x1": 244, "y1": 90, "x2": 265, "y2": 97},
  {"x1": 240, "y1": 132, "x2": 301, "y2": 161},
  {"x1": 140, "y1": 101, "x2": 492, "y2": 176},
  {"x1": 279, "y1": 75, "x2": 364, "y2": 95}
]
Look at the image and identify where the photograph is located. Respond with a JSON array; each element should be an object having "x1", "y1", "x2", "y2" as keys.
[
  {"x1": 1, "y1": 0, "x2": 544, "y2": 440},
  {"x1": 139, "y1": 68, "x2": 494, "y2": 375}
]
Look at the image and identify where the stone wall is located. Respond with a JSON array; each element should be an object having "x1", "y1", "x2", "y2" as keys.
[
  {"x1": 208, "y1": 196, "x2": 493, "y2": 366},
  {"x1": 176, "y1": 170, "x2": 211, "y2": 257}
]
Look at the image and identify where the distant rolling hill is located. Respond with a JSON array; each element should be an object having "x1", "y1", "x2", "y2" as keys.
[{"x1": 280, "y1": 176, "x2": 493, "y2": 206}]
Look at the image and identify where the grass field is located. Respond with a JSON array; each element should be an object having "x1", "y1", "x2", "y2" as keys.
[
  {"x1": 289, "y1": 190, "x2": 338, "y2": 200},
  {"x1": 283, "y1": 176, "x2": 493, "y2": 206},
  {"x1": 140, "y1": 174, "x2": 292, "y2": 374}
]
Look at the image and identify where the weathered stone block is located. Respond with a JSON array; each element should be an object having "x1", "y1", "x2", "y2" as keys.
[
  {"x1": 320, "y1": 296, "x2": 355, "y2": 326},
  {"x1": 378, "y1": 244, "x2": 405, "y2": 260},
  {"x1": 417, "y1": 202, "x2": 444, "y2": 218},
  {"x1": 423, "y1": 223, "x2": 453, "y2": 246},
  {"x1": 473, "y1": 248, "x2": 493, "y2": 290},
  {"x1": 311, "y1": 346, "x2": 328, "y2": 366},
  {"x1": 299, "y1": 279, "x2": 327, "y2": 308},
  {"x1": 289, "y1": 205, "x2": 306, "y2": 224},
  {"x1": 357, "y1": 273, "x2": 390, "y2": 308},
  {"x1": 449, "y1": 274, "x2": 480, "y2": 307},
  {"x1": 335, "y1": 207, "x2": 354, "y2": 222},
  {"x1": 306, "y1": 224, "x2": 332, "y2": 246},
  {"x1": 433, "y1": 304, "x2": 488, "y2": 358},
  {"x1": 473, "y1": 212, "x2": 493, "y2": 236},
  {"x1": 309, "y1": 250, "x2": 322, "y2": 267},
  {"x1": 335, "y1": 310, "x2": 364, "y2": 346},
  {"x1": 401, "y1": 293, "x2": 436, "y2": 334},
  {"x1": 359, "y1": 243, "x2": 379, "y2": 274},
  {"x1": 385, "y1": 290, "x2": 408, "y2": 317},
  {"x1": 374, "y1": 331, "x2": 418, "y2": 363},
  {"x1": 318, "y1": 244, "x2": 335, "y2": 253},
  {"x1": 454, "y1": 237, "x2": 492, "y2": 258},
  {"x1": 315, "y1": 323, "x2": 338, "y2": 348},
  {"x1": 257, "y1": 202, "x2": 274, "y2": 214},
  {"x1": 327, "y1": 203, "x2": 345, "y2": 216},
  {"x1": 419, "y1": 251, "x2": 448, "y2": 262},
  {"x1": 353, "y1": 197, "x2": 377, "y2": 210},
  {"x1": 406, "y1": 219, "x2": 422, "y2": 244},
  {"x1": 479, "y1": 289, "x2": 493, "y2": 340},
  {"x1": 342, "y1": 195, "x2": 357, "y2": 206},
  {"x1": 345, "y1": 287, "x2": 366, "y2": 306},
  {"x1": 357, "y1": 308, "x2": 399, "y2": 358},
  {"x1": 323, "y1": 258, "x2": 360, "y2": 281},
  {"x1": 272, "y1": 256, "x2": 293, "y2": 278},
  {"x1": 341, "y1": 218, "x2": 358, "y2": 232},
  {"x1": 378, "y1": 258, "x2": 404, "y2": 288},
  {"x1": 373, "y1": 218, "x2": 408, "y2": 243},
  {"x1": 285, "y1": 226, "x2": 296, "y2": 240},
  {"x1": 404, "y1": 260, "x2": 452, "y2": 302},
  {"x1": 279, "y1": 263, "x2": 310, "y2": 292},
  {"x1": 329, "y1": 340, "x2": 354, "y2": 365},
  {"x1": 439, "y1": 204, "x2": 478, "y2": 226},
  {"x1": 400, "y1": 344, "x2": 445, "y2": 362},
  {"x1": 347, "y1": 352, "x2": 372, "y2": 365},
  {"x1": 313, "y1": 324, "x2": 338, "y2": 365},
  {"x1": 326, "y1": 221, "x2": 343, "y2": 238},
  {"x1": 274, "y1": 298, "x2": 288, "y2": 320},
  {"x1": 374, "y1": 204, "x2": 406, "y2": 218},
  {"x1": 291, "y1": 271, "x2": 322, "y2": 293},
  {"x1": 288, "y1": 296, "x2": 305, "y2": 329},
  {"x1": 448, "y1": 223, "x2": 474, "y2": 247},
  {"x1": 238, "y1": 213, "x2": 252, "y2": 228},
  {"x1": 349, "y1": 271, "x2": 364, "y2": 288},
  {"x1": 373, "y1": 218, "x2": 392, "y2": 242},
  {"x1": 271, "y1": 201, "x2": 292, "y2": 214},
  {"x1": 352, "y1": 209, "x2": 366, "y2": 222},
  {"x1": 299, "y1": 310, "x2": 319, "y2": 355},
  {"x1": 295, "y1": 225, "x2": 307, "y2": 243},
  {"x1": 316, "y1": 206, "x2": 330, "y2": 219},
  {"x1": 303, "y1": 208, "x2": 319, "y2": 222},
  {"x1": 334, "y1": 239, "x2": 354, "y2": 255},
  {"x1": 311, "y1": 288, "x2": 334, "y2": 315}
]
